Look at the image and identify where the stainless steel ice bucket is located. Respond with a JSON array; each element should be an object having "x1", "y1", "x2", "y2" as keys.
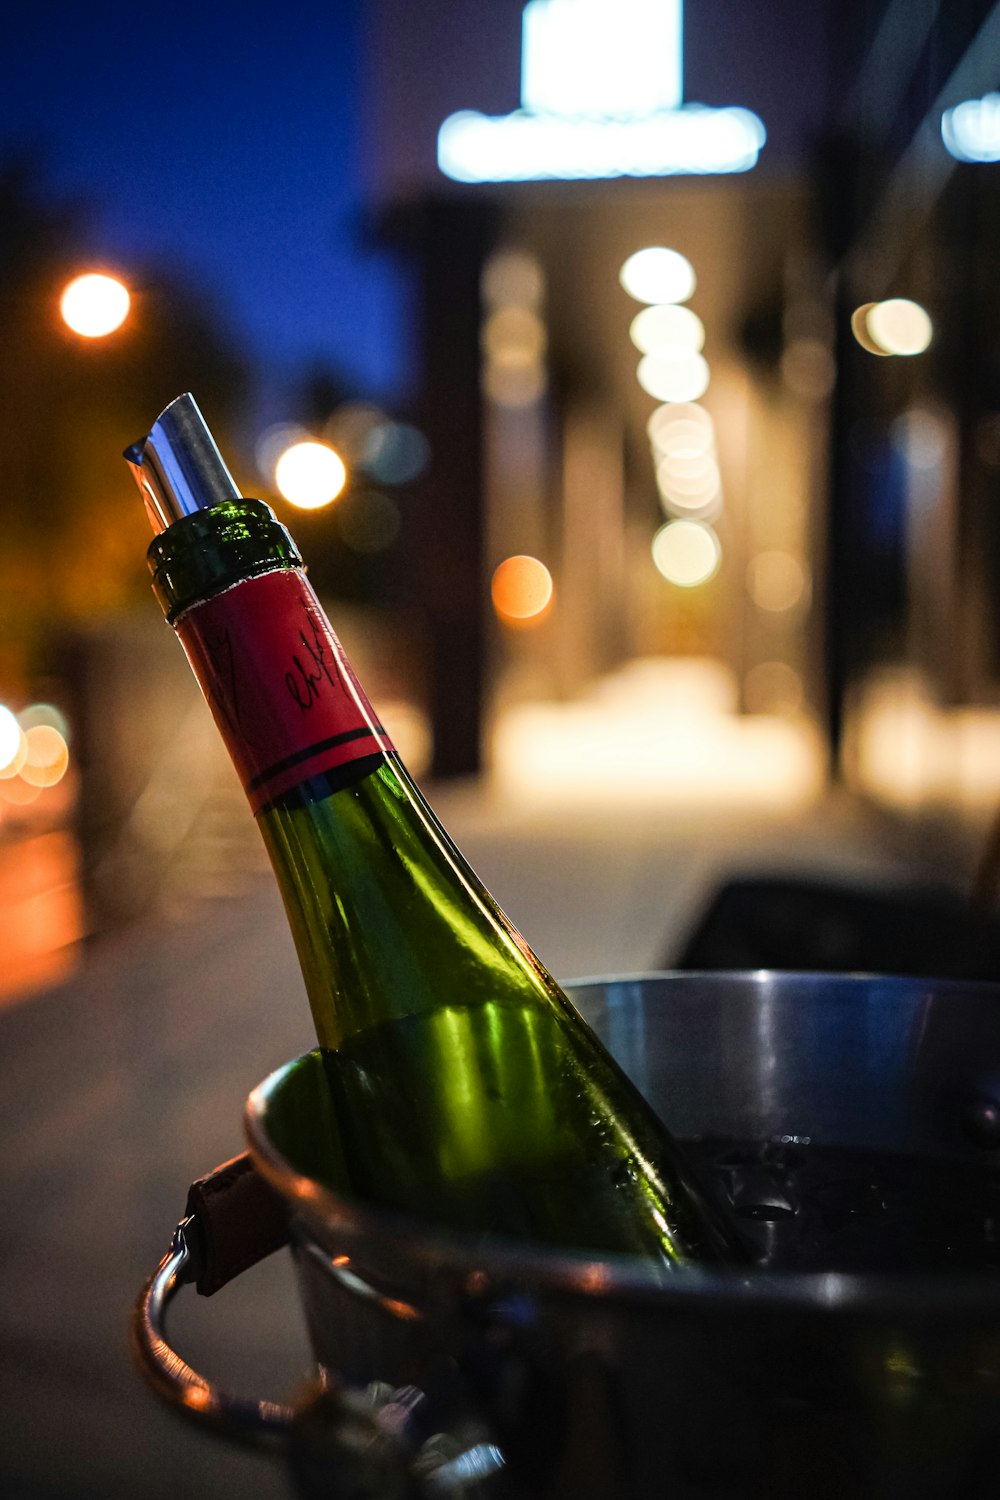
[{"x1": 136, "y1": 973, "x2": 1000, "y2": 1499}]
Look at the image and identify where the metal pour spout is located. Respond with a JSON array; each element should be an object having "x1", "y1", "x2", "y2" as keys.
[{"x1": 124, "y1": 392, "x2": 240, "y2": 534}]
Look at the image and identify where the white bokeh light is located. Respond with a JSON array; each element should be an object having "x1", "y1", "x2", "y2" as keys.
[
  {"x1": 0, "y1": 706, "x2": 21, "y2": 769},
  {"x1": 637, "y1": 349, "x2": 710, "y2": 402},
  {"x1": 651, "y1": 519, "x2": 721, "y2": 586},
  {"x1": 620, "y1": 247, "x2": 696, "y2": 305},
  {"x1": 60, "y1": 273, "x2": 130, "y2": 337},
  {"x1": 630, "y1": 303, "x2": 705, "y2": 354},
  {"x1": 274, "y1": 441, "x2": 347, "y2": 509},
  {"x1": 942, "y1": 93, "x2": 1000, "y2": 162},
  {"x1": 647, "y1": 402, "x2": 715, "y2": 456},
  {"x1": 656, "y1": 454, "x2": 721, "y2": 512},
  {"x1": 865, "y1": 299, "x2": 933, "y2": 357}
]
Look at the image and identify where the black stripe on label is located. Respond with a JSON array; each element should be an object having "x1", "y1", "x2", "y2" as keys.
[
  {"x1": 254, "y1": 753, "x2": 386, "y2": 814},
  {"x1": 246, "y1": 725, "x2": 385, "y2": 793}
]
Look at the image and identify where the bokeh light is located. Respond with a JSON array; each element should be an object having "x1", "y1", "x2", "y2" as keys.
[
  {"x1": 482, "y1": 248, "x2": 545, "y2": 309},
  {"x1": 0, "y1": 706, "x2": 22, "y2": 770},
  {"x1": 850, "y1": 303, "x2": 886, "y2": 356},
  {"x1": 652, "y1": 419, "x2": 716, "y2": 463},
  {"x1": 482, "y1": 292, "x2": 548, "y2": 409},
  {"x1": 630, "y1": 304, "x2": 705, "y2": 355},
  {"x1": 648, "y1": 402, "x2": 715, "y2": 457},
  {"x1": 620, "y1": 247, "x2": 696, "y2": 305},
  {"x1": 656, "y1": 453, "x2": 720, "y2": 486},
  {"x1": 324, "y1": 403, "x2": 387, "y2": 466},
  {"x1": 651, "y1": 520, "x2": 721, "y2": 587},
  {"x1": 941, "y1": 93, "x2": 1000, "y2": 163},
  {"x1": 892, "y1": 407, "x2": 949, "y2": 472},
  {"x1": 656, "y1": 454, "x2": 722, "y2": 512},
  {"x1": 483, "y1": 360, "x2": 547, "y2": 408},
  {"x1": 483, "y1": 305, "x2": 547, "y2": 363},
  {"x1": 0, "y1": 776, "x2": 41, "y2": 807},
  {"x1": 0, "y1": 729, "x2": 27, "y2": 779},
  {"x1": 18, "y1": 702, "x2": 70, "y2": 739},
  {"x1": 637, "y1": 349, "x2": 710, "y2": 402},
  {"x1": 359, "y1": 422, "x2": 430, "y2": 485},
  {"x1": 853, "y1": 299, "x2": 933, "y2": 357},
  {"x1": 866, "y1": 298, "x2": 933, "y2": 356},
  {"x1": 19, "y1": 726, "x2": 69, "y2": 788},
  {"x1": 491, "y1": 555, "x2": 554, "y2": 625},
  {"x1": 482, "y1": 245, "x2": 547, "y2": 412},
  {"x1": 0, "y1": 703, "x2": 72, "y2": 786},
  {"x1": 747, "y1": 551, "x2": 809, "y2": 613},
  {"x1": 60, "y1": 273, "x2": 130, "y2": 337},
  {"x1": 274, "y1": 441, "x2": 347, "y2": 509}
]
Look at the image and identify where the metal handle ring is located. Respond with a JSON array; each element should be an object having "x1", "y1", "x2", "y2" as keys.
[
  {"x1": 133, "y1": 1215, "x2": 508, "y2": 1493},
  {"x1": 131, "y1": 1214, "x2": 295, "y2": 1444}
]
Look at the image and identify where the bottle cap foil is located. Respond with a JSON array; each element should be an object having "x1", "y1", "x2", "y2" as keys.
[{"x1": 124, "y1": 392, "x2": 241, "y2": 534}]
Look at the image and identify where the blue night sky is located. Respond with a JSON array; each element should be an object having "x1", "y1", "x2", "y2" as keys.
[{"x1": 0, "y1": 1, "x2": 407, "y2": 410}]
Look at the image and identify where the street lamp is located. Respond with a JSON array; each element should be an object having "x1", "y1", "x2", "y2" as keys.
[
  {"x1": 59, "y1": 272, "x2": 131, "y2": 338},
  {"x1": 274, "y1": 440, "x2": 347, "y2": 509}
]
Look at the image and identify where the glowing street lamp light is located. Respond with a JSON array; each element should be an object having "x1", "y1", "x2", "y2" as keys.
[
  {"x1": 274, "y1": 440, "x2": 347, "y2": 509},
  {"x1": 60, "y1": 273, "x2": 131, "y2": 337}
]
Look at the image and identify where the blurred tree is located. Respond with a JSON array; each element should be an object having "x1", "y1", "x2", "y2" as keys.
[{"x1": 0, "y1": 153, "x2": 249, "y2": 694}]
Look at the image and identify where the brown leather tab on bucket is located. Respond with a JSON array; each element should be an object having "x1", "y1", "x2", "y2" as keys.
[{"x1": 185, "y1": 1152, "x2": 290, "y2": 1296}]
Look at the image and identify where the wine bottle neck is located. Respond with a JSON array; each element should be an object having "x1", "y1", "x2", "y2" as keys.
[
  {"x1": 147, "y1": 499, "x2": 301, "y2": 624},
  {"x1": 149, "y1": 501, "x2": 395, "y2": 812}
]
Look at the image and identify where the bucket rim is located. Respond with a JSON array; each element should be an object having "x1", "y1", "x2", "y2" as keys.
[{"x1": 244, "y1": 970, "x2": 1000, "y2": 1319}]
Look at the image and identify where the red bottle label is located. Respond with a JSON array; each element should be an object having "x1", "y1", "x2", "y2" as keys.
[{"x1": 176, "y1": 568, "x2": 394, "y2": 813}]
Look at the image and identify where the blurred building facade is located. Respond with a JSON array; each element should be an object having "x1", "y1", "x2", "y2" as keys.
[{"x1": 356, "y1": 0, "x2": 1000, "y2": 838}]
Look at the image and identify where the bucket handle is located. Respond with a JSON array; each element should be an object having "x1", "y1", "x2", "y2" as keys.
[
  {"x1": 131, "y1": 1152, "x2": 295, "y2": 1442},
  {"x1": 133, "y1": 1156, "x2": 510, "y2": 1492}
]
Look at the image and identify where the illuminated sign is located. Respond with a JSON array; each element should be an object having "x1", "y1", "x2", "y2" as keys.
[
  {"x1": 438, "y1": 0, "x2": 766, "y2": 183},
  {"x1": 941, "y1": 93, "x2": 1000, "y2": 163}
]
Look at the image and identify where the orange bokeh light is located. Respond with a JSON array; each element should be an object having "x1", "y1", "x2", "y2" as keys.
[
  {"x1": 19, "y1": 726, "x2": 69, "y2": 788},
  {"x1": 491, "y1": 555, "x2": 554, "y2": 626},
  {"x1": 60, "y1": 272, "x2": 130, "y2": 337}
]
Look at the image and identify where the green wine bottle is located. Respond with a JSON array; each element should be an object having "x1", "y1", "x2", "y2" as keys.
[{"x1": 125, "y1": 393, "x2": 743, "y2": 1267}]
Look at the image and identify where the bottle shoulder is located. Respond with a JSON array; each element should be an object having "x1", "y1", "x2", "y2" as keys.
[{"x1": 260, "y1": 756, "x2": 564, "y2": 1020}]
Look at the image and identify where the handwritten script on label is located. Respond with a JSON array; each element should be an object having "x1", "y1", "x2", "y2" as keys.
[{"x1": 285, "y1": 601, "x2": 343, "y2": 712}]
